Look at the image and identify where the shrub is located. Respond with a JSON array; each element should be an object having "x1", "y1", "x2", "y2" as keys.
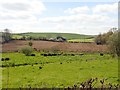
[
  {"x1": 20, "y1": 46, "x2": 33, "y2": 56},
  {"x1": 28, "y1": 41, "x2": 33, "y2": 47},
  {"x1": 107, "y1": 31, "x2": 120, "y2": 57},
  {"x1": 95, "y1": 30, "x2": 113, "y2": 45}
]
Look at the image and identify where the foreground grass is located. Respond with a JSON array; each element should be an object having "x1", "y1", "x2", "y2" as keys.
[{"x1": 1, "y1": 52, "x2": 118, "y2": 88}]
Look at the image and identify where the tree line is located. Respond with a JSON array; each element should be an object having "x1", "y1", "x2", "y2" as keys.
[{"x1": 95, "y1": 28, "x2": 117, "y2": 45}]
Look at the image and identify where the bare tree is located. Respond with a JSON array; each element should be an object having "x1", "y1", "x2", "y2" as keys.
[{"x1": 2, "y1": 28, "x2": 12, "y2": 43}]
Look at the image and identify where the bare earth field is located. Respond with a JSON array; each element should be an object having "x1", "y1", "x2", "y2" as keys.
[{"x1": 2, "y1": 40, "x2": 108, "y2": 53}]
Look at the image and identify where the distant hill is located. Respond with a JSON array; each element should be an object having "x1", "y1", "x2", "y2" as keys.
[{"x1": 12, "y1": 32, "x2": 95, "y2": 40}]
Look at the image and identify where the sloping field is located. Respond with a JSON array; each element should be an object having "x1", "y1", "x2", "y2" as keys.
[
  {"x1": 12, "y1": 33, "x2": 94, "y2": 40},
  {"x1": 2, "y1": 40, "x2": 108, "y2": 53}
]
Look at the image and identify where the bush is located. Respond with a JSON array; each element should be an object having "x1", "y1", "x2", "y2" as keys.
[
  {"x1": 20, "y1": 46, "x2": 33, "y2": 56},
  {"x1": 28, "y1": 41, "x2": 33, "y2": 46},
  {"x1": 95, "y1": 30, "x2": 113, "y2": 45},
  {"x1": 107, "y1": 31, "x2": 120, "y2": 57}
]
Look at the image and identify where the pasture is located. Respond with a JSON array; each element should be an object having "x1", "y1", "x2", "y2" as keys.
[
  {"x1": 1, "y1": 52, "x2": 118, "y2": 88},
  {"x1": 12, "y1": 33, "x2": 94, "y2": 40},
  {"x1": 68, "y1": 38, "x2": 94, "y2": 43}
]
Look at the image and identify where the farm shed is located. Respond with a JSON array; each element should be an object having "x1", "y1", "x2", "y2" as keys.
[{"x1": 56, "y1": 36, "x2": 67, "y2": 42}]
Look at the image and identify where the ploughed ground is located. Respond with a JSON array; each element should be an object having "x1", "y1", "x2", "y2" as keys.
[{"x1": 2, "y1": 40, "x2": 108, "y2": 53}]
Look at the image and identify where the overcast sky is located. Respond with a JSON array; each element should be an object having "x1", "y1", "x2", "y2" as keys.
[{"x1": 0, "y1": 0, "x2": 118, "y2": 35}]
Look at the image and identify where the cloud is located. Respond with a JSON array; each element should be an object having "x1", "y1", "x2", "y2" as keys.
[
  {"x1": 1, "y1": 3, "x2": 29, "y2": 11},
  {"x1": 40, "y1": 3, "x2": 117, "y2": 35},
  {"x1": 41, "y1": 14, "x2": 111, "y2": 25},
  {"x1": 0, "y1": 1, "x2": 117, "y2": 35},
  {"x1": 0, "y1": 0, "x2": 46, "y2": 20},
  {"x1": 64, "y1": 6, "x2": 89, "y2": 14},
  {"x1": 0, "y1": 0, "x2": 46, "y2": 33},
  {"x1": 39, "y1": 12, "x2": 116, "y2": 35},
  {"x1": 93, "y1": 3, "x2": 118, "y2": 14}
]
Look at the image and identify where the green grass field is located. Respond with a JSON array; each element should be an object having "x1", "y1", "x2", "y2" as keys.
[
  {"x1": 1, "y1": 52, "x2": 118, "y2": 88},
  {"x1": 12, "y1": 35, "x2": 23, "y2": 39},
  {"x1": 12, "y1": 33, "x2": 95, "y2": 40},
  {"x1": 68, "y1": 38, "x2": 94, "y2": 43}
]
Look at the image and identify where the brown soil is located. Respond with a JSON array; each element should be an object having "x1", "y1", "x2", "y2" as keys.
[{"x1": 2, "y1": 40, "x2": 108, "y2": 53}]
